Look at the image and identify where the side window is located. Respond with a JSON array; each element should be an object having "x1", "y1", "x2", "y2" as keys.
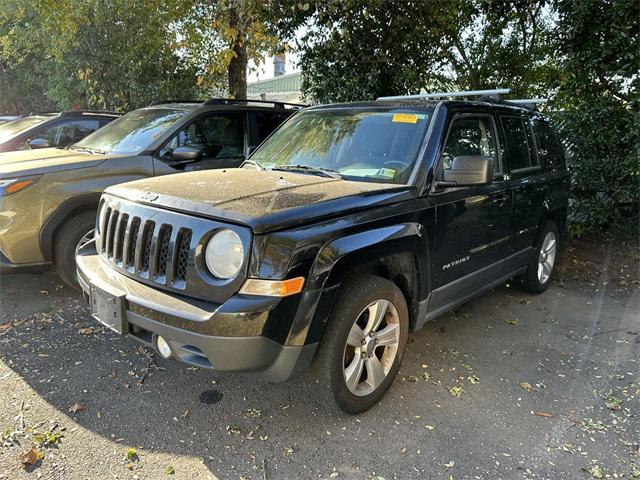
[
  {"x1": 55, "y1": 120, "x2": 101, "y2": 146},
  {"x1": 160, "y1": 113, "x2": 244, "y2": 159},
  {"x1": 442, "y1": 116, "x2": 499, "y2": 174},
  {"x1": 255, "y1": 112, "x2": 291, "y2": 144},
  {"x1": 22, "y1": 120, "x2": 100, "y2": 149},
  {"x1": 531, "y1": 116, "x2": 565, "y2": 171},
  {"x1": 500, "y1": 116, "x2": 534, "y2": 171}
]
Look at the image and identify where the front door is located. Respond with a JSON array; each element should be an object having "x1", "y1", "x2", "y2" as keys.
[{"x1": 429, "y1": 113, "x2": 512, "y2": 310}]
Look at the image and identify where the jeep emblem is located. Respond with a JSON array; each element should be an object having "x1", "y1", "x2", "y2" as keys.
[{"x1": 140, "y1": 191, "x2": 158, "y2": 202}]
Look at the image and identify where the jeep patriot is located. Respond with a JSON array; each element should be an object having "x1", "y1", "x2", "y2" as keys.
[{"x1": 77, "y1": 91, "x2": 569, "y2": 413}]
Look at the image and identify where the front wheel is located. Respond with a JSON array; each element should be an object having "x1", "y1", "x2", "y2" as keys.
[
  {"x1": 53, "y1": 211, "x2": 97, "y2": 290},
  {"x1": 518, "y1": 221, "x2": 560, "y2": 293},
  {"x1": 313, "y1": 274, "x2": 409, "y2": 414}
]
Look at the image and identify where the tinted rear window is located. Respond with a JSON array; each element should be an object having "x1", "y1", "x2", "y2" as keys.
[
  {"x1": 531, "y1": 116, "x2": 565, "y2": 171},
  {"x1": 500, "y1": 116, "x2": 534, "y2": 171}
]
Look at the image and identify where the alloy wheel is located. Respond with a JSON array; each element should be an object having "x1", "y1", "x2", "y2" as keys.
[
  {"x1": 537, "y1": 231, "x2": 557, "y2": 284},
  {"x1": 342, "y1": 299, "x2": 400, "y2": 396}
]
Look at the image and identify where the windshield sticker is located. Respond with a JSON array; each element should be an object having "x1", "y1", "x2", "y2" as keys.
[
  {"x1": 377, "y1": 168, "x2": 396, "y2": 178},
  {"x1": 392, "y1": 113, "x2": 419, "y2": 124}
]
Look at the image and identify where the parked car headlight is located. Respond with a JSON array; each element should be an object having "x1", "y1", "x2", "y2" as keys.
[{"x1": 205, "y1": 229, "x2": 244, "y2": 279}]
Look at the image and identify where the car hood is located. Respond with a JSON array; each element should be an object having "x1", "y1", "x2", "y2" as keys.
[
  {"x1": 105, "y1": 168, "x2": 415, "y2": 233},
  {"x1": 0, "y1": 148, "x2": 108, "y2": 177}
]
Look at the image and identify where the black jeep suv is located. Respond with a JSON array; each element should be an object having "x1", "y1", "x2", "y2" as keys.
[{"x1": 77, "y1": 93, "x2": 568, "y2": 413}]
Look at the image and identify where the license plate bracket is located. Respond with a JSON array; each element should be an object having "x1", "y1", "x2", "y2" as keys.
[{"x1": 90, "y1": 285, "x2": 125, "y2": 334}]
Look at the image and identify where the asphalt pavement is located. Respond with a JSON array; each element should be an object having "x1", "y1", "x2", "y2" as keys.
[{"x1": 0, "y1": 239, "x2": 638, "y2": 480}]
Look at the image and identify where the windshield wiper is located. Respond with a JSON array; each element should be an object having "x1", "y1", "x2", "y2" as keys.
[
  {"x1": 70, "y1": 146, "x2": 107, "y2": 155},
  {"x1": 270, "y1": 164, "x2": 343, "y2": 179}
]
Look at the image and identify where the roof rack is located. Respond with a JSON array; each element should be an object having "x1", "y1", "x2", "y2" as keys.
[
  {"x1": 504, "y1": 98, "x2": 548, "y2": 110},
  {"x1": 203, "y1": 98, "x2": 306, "y2": 109},
  {"x1": 377, "y1": 88, "x2": 512, "y2": 101}
]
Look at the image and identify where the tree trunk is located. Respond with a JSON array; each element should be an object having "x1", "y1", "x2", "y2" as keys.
[{"x1": 227, "y1": 5, "x2": 247, "y2": 99}]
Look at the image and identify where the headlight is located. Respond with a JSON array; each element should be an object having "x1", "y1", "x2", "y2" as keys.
[
  {"x1": 0, "y1": 175, "x2": 40, "y2": 197},
  {"x1": 205, "y1": 229, "x2": 244, "y2": 279}
]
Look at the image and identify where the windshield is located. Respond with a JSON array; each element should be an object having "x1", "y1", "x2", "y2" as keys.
[
  {"x1": 251, "y1": 108, "x2": 433, "y2": 184},
  {"x1": 73, "y1": 108, "x2": 187, "y2": 154},
  {"x1": 0, "y1": 116, "x2": 51, "y2": 144}
]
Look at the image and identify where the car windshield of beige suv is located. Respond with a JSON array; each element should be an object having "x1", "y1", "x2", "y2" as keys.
[
  {"x1": 71, "y1": 108, "x2": 187, "y2": 155},
  {"x1": 250, "y1": 108, "x2": 433, "y2": 184},
  {"x1": 0, "y1": 115, "x2": 52, "y2": 143}
]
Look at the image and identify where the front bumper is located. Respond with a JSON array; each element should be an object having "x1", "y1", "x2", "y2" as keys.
[{"x1": 76, "y1": 240, "x2": 316, "y2": 382}]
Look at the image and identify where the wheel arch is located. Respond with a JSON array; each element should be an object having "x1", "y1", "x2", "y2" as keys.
[
  {"x1": 39, "y1": 193, "x2": 101, "y2": 262},
  {"x1": 307, "y1": 223, "x2": 430, "y2": 331}
]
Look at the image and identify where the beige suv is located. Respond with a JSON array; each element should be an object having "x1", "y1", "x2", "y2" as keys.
[{"x1": 0, "y1": 99, "x2": 300, "y2": 287}]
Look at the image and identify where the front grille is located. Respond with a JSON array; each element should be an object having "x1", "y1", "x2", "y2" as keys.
[
  {"x1": 98, "y1": 206, "x2": 189, "y2": 288},
  {"x1": 95, "y1": 195, "x2": 250, "y2": 302}
]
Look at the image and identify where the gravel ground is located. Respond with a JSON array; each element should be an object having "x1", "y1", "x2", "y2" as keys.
[{"x1": 0, "y1": 237, "x2": 638, "y2": 480}]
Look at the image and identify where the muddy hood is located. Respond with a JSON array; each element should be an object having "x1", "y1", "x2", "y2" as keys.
[
  {"x1": 0, "y1": 148, "x2": 107, "y2": 177},
  {"x1": 105, "y1": 168, "x2": 414, "y2": 233}
]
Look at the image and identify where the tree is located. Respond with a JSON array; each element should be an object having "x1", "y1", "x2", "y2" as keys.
[
  {"x1": 285, "y1": 0, "x2": 557, "y2": 103},
  {"x1": 177, "y1": 0, "x2": 280, "y2": 98},
  {"x1": 553, "y1": 0, "x2": 639, "y2": 233}
]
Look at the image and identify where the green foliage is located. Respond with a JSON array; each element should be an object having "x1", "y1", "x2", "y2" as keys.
[
  {"x1": 289, "y1": 0, "x2": 556, "y2": 102},
  {"x1": 554, "y1": 0, "x2": 639, "y2": 234}
]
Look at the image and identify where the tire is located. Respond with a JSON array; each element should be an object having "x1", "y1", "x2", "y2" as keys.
[
  {"x1": 518, "y1": 220, "x2": 560, "y2": 294},
  {"x1": 312, "y1": 274, "x2": 409, "y2": 414},
  {"x1": 53, "y1": 211, "x2": 97, "y2": 290}
]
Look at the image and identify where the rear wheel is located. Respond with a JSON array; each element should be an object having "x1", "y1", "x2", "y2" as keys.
[
  {"x1": 53, "y1": 211, "x2": 96, "y2": 290},
  {"x1": 313, "y1": 274, "x2": 409, "y2": 414},
  {"x1": 518, "y1": 221, "x2": 559, "y2": 293}
]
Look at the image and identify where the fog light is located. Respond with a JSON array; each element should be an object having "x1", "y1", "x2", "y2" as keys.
[{"x1": 156, "y1": 335, "x2": 172, "y2": 359}]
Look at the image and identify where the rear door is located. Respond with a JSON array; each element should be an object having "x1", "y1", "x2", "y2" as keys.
[
  {"x1": 430, "y1": 111, "x2": 512, "y2": 293},
  {"x1": 498, "y1": 114, "x2": 545, "y2": 253}
]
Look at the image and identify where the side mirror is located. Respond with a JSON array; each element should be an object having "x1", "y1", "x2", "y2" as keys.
[
  {"x1": 28, "y1": 138, "x2": 51, "y2": 149},
  {"x1": 168, "y1": 146, "x2": 202, "y2": 164},
  {"x1": 437, "y1": 155, "x2": 493, "y2": 188}
]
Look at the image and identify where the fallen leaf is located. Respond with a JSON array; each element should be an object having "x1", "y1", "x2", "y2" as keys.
[
  {"x1": 165, "y1": 464, "x2": 175, "y2": 475},
  {"x1": 68, "y1": 402, "x2": 84, "y2": 414},
  {"x1": 444, "y1": 460, "x2": 455, "y2": 468},
  {"x1": 125, "y1": 447, "x2": 138, "y2": 461},
  {"x1": 589, "y1": 464, "x2": 603, "y2": 479},
  {"x1": 505, "y1": 319, "x2": 519, "y2": 325},
  {"x1": 283, "y1": 447, "x2": 294, "y2": 456},
  {"x1": 449, "y1": 386, "x2": 464, "y2": 398},
  {"x1": 424, "y1": 425, "x2": 435, "y2": 430},
  {"x1": 78, "y1": 327, "x2": 94, "y2": 335},
  {"x1": 467, "y1": 375, "x2": 479, "y2": 384},
  {"x1": 407, "y1": 375, "x2": 419, "y2": 383},
  {"x1": 19, "y1": 447, "x2": 44, "y2": 465},
  {"x1": 520, "y1": 382, "x2": 533, "y2": 392},
  {"x1": 0, "y1": 323, "x2": 12, "y2": 331}
]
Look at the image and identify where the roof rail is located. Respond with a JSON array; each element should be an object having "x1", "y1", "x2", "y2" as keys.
[
  {"x1": 203, "y1": 98, "x2": 306, "y2": 109},
  {"x1": 59, "y1": 110, "x2": 121, "y2": 117},
  {"x1": 149, "y1": 100, "x2": 204, "y2": 106},
  {"x1": 377, "y1": 88, "x2": 512, "y2": 101},
  {"x1": 505, "y1": 98, "x2": 548, "y2": 110}
]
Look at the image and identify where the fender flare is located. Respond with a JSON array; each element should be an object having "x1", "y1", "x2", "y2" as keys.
[
  {"x1": 306, "y1": 222, "x2": 429, "y2": 292},
  {"x1": 39, "y1": 193, "x2": 102, "y2": 261}
]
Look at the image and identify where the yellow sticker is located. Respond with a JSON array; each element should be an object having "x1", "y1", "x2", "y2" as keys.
[{"x1": 392, "y1": 113, "x2": 418, "y2": 124}]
